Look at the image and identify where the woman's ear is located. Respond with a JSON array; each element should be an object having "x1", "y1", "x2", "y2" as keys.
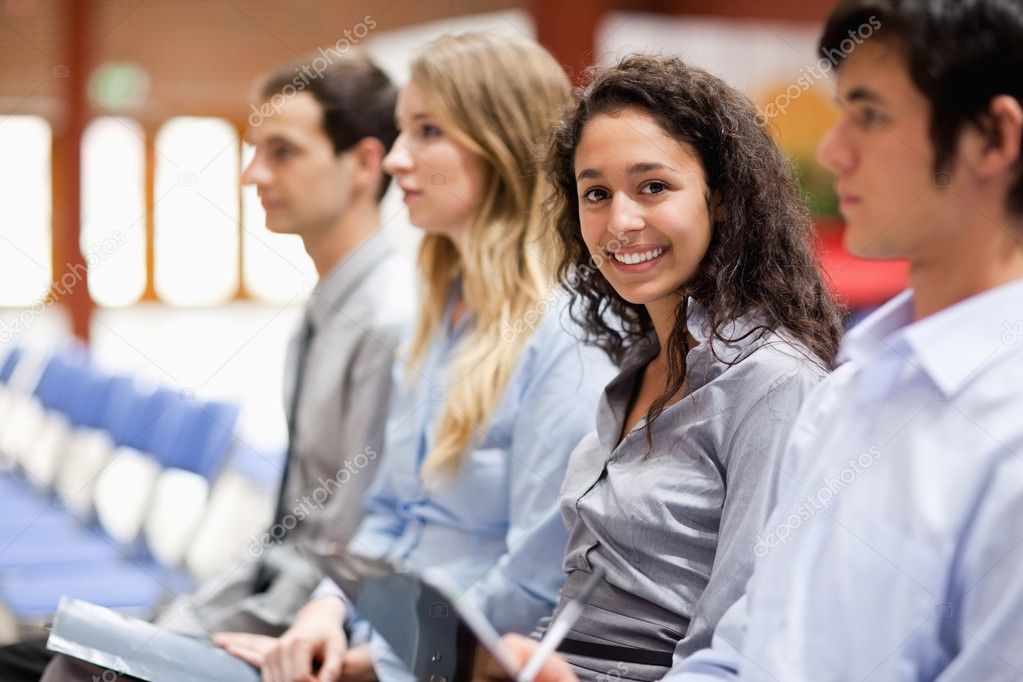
[{"x1": 711, "y1": 192, "x2": 726, "y2": 223}]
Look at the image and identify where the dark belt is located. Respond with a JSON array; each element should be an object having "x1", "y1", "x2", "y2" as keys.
[{"x1": 557, "y1": 638, "x2": 675, "y2": 668}]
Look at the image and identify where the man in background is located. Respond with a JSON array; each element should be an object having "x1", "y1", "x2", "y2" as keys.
[{"x1": 161, "y1": 47, "x2": 412, "y2": 643}]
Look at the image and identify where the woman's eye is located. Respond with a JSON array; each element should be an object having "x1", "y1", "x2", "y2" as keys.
[
  {"x1": 581, "y1": 187, "x2": 608, "y2": 203},
  {"x1": 421, "y1": 124, "x2": 442, "y2": 138},
  {"x1": 640, "y1": 181, "x2": 669, "y2": 195}
]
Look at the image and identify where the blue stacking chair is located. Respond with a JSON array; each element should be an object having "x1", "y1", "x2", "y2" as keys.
[
  {"x1": 1, "y1": 371, "x2": 134, "y2": 541},
  {"x1": 106, "y1": 380, "x2": 169, "y2": 451},
  {"x1": 92, "y1": 393, "x2": 200, "y2": 551},
  {"x1": 0, "y1": 350, "x2": 87, "y2": 509},
  {"x1": 175, "y1": 440, "x2": 280, "y2": 585},
  {"x1": 166, "y1": 400, "x2": 240, "y2": 479},
  {"x1": 0, "y1": 386, "x2": 190, "y2": 568},
  {"x1": 63, "y1": 366, "x2": 109, "y2": 430},
  {"x1": 0, "y1": 397, "x2": 241, "y2": 619},
  {"x1": 55, "y1": 374, "x2": 140, "y2": 521},
  {"x1": 0, "y1": 389, "x2": 196, "y2": 600},
  {"x1": 0, "y1": 346, "x2": 26, "y2": 471},
  {"x1": 0, "y1": 386, "x2": 187, "y2": 570},
  {"x1": 0, "y1": 349, "x2": 59, "y2": 480},
  {"x1": 0, "y1": 373, "x2": 135, "y2": 524},
  {"x1": 0, "y1": 365, "x2": 117, "y2": 520},
  {"x1": 31, "y1": 347, "x2": 88, "y2": 414},
  {"x1": 15, "y1": 349, "x2": 93, "y2": 493},
  {"x1": 0, "y1": 346, "x2": 21, "y2": 383}
]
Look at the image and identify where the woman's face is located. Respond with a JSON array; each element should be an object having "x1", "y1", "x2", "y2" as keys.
[
  {"x1": 574, "y1": 108, "x2": 716, "y2": 311},
  {"x1": 384, "y1": 82, "x2": 489, "y2": 244}
]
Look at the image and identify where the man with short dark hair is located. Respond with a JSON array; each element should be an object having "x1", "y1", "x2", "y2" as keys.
[
  {"x1": 2, "y1": 50, "x2": 414, "y2": 682},
  {"x1": 506, "y1": 0, "x2": 1023, "y2": 679},
  {"x1": 160, "y1": 48, "x2": 412, "y2": 642},
  {"x1": 665, "y1": 0, "x2": 1023, "y2": 677}
]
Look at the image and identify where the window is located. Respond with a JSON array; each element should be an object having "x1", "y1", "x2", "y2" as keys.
[
  {"x1": 154, "y1": 117, "x2": 239, "y2": 306},
  {"x1": 81, "y1": 117, "x2": 147, "y2": 306},
  {"x1": 0, "y1": 116, "x2": 52, "y2": 307}
]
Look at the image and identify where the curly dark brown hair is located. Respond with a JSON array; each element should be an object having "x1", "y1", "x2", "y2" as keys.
[{"x1": 547, "y1": 54, "x2": 844, "y2": 427}]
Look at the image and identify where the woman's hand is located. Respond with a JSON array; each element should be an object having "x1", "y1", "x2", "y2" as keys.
[
  {"x1": 216, "y1": 595, "x2": 349, "y2": 682},
  {"x1": 501, "y1": 634, "x2": 578, "y2": 682},
  {"x1": 340, "y1": 644, "x2": 377, "y2": 681}
]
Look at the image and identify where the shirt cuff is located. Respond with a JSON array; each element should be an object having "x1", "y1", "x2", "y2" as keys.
[{"x1": 309, "y1": 576, "x2": 372, "y2": 644}]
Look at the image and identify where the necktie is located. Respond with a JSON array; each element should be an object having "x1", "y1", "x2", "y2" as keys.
[
  {"x1": 271, "y1": 313, "x2": 316, "y2": 532},
  {"x1": 250, "y1": 248, "x2": 383, "y2": 594}
]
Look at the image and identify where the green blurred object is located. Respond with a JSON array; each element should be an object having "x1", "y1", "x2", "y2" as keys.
[
  {"x1": 791, "y1": 155, "x2": 838, "y2": 218},
  {"x1": 88, "y1": 62, "x2": 150, "y2": 111}
]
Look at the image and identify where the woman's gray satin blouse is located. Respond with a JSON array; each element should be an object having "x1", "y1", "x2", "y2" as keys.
[{"x1": 551, "y1": 305, "x2": 827, "y2": 681}]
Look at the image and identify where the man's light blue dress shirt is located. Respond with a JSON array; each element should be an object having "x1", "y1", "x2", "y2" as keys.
[{"x1": 669, "y1": 280, "x2": 1023, "y2": 681}]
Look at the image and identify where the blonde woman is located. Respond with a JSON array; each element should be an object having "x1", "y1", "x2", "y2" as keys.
[{"x1": 215, "y1": 33, "x2": 617, "y2": 682}]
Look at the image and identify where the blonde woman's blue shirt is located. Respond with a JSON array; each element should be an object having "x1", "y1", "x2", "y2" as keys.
[{"x1": 346, "y1": 292, "x2": 618, "y2": 636}]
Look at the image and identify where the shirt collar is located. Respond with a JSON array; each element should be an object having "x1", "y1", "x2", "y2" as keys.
[
  {"x1": 306, "y1": 229, "x2": 392, "y2": 331},
  {"x1": 686, "y1": 297, "x2": 712, "y2": 344},
  {"x1": 841, "y1": 279, "x2": 1023, "y2": 398},
  {"x1": 685, "y1": 298, "x2": 789, "y2": 388},
  {"x1": 603, "y1": 297, "x2": 772, "y2": 416},
  {"x1": 611, "y1": 297, "x2": 708, "y2": 380},
  {"x1": 838, "y1": 289, "x2": 915, "y2": 367}
]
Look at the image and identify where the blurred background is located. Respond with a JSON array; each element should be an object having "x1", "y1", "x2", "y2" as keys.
[
  {"x1": 0, "y1": 0, "x2": 909, "y2": 636},
  {"x1": 0, "y1": 0, "x2": 908, "y2": 451}
]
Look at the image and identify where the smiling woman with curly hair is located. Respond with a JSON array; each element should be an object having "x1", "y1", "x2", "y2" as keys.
[{"x1": 517, "y1": 54, "x2": 844, "y2": 681}]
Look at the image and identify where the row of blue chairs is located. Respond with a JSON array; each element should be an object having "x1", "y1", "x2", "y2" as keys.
[{"x1": 0, "y1": 344, "x2": 251, "y2": 621}]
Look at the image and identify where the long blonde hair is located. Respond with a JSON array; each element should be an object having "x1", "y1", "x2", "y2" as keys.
[{"x1": 407, "y1": 32, "x2": 570, "y2": 481}]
